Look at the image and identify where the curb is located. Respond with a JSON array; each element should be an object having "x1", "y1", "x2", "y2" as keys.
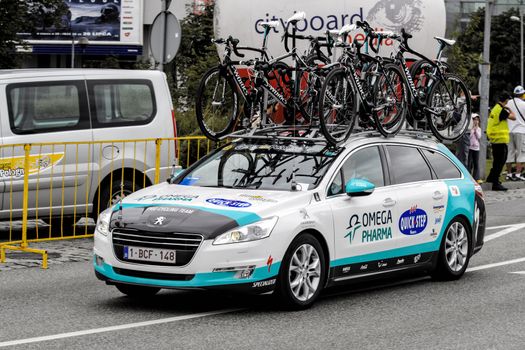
[{"x1": 481, "y1": 181, "x2": 525, "y2": 191}]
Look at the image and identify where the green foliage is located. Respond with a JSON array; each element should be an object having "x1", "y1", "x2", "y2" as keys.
[
  {"x1": 172, "y1": 2, "x2": 219, "y2": 136},
  {"x1": 0, "y1": 0, "x2": 68, "y2": 68},
  {"x1": 448, "y1": 7, "x2": 522, "y2": 104}
]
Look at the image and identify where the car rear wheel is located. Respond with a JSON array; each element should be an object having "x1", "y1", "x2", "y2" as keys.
[
  {"x1": 432, "y1": 217, "x2": 471, "y2": 280},
  {"x1": 115, "y1": 283, "x2": 161, "y2": 298},
  {"x1": 275, "y1": 233, "x2": 326, "y2": 310}
]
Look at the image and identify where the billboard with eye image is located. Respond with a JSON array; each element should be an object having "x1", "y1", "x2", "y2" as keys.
[{"x1": 214, "y1": 0, "x2": 445, "y2": 60}]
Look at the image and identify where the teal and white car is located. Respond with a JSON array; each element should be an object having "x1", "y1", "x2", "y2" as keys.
[{"x1": 94, "y1": 132, "x2": 485, "y2": 309}]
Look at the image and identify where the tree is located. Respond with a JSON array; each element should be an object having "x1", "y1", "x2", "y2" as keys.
[
  {"x1": 0, "y1": 0, "x2": 67, "y2": 68},
  {"x1": 169, "y1": 3, "x2": 219, "y2": 136},
  {"x1": 447, "y1": 7, "x2": 522, "y2": 105}
]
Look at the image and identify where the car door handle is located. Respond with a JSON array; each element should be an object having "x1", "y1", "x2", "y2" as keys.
[
  {"x1": 433, "y1": 191, "x2": 444, "y2": 200},
  {"x1": 383, "y1": 198, "x2": 396, "y2": 207}
]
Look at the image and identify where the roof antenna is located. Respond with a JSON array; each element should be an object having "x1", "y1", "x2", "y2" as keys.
[{"x1": 117, "y1": 180, "x2": 124, "y2": 227}]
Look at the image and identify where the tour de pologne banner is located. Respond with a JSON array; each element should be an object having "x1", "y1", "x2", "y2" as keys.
[{"x1": 17, "y1": 0, "x2": 142, "y2": 45}]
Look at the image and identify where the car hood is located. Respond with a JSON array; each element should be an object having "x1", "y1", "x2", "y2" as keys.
[{"x1": 109, "y1": 183, "x2": 313, "y2": 239}]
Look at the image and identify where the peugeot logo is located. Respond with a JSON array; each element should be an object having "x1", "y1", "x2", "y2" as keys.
[{"x1": 154, "y1": 216, "x2": 166, "y2": 225}]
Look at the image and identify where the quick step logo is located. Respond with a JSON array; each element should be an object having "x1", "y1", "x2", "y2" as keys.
[{"x1": 399, "y1": 206, "x2": 427, "y2": 235}]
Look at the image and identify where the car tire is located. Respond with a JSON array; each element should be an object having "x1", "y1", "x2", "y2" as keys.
[
  {"x1": 41, "y1": 217, "x2": 78, "y2": 235},
  {"x1": 432, "y1": 217, "x2": 472, "y2": 281},
  {"x1": 115, "y1": 283, "x2": 160, "y2": 298},
  {"x1": 275, "y1": 233, "x2": 326, "y2": 310}
]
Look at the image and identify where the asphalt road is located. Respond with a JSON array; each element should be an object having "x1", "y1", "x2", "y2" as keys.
[{"x1": 1, "y1": 194, "x2": 525, "y2": 349}]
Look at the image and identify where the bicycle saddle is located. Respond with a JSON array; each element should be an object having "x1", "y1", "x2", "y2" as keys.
[
  {"x1": 339, "y1": 24, "x2": 357, "y2": 36},
  {"x1": 287, "y1": 12, "x2": 306, "y2": 24},
  {"x1": 259, "y1": 20, "x2": 280, "y2": 29},
  {"x1": 434, "y1": 36, "x2": 456, "y2": 47}
]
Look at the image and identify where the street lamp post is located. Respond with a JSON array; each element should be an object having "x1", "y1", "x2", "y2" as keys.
[{"x1": 511, "y1": 13, "x2": 524, "y2": 86}]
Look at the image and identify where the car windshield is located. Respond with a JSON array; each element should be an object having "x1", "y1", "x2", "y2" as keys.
[{"x1": 175, "y1": 142, "x2": 341, "y2": 191}]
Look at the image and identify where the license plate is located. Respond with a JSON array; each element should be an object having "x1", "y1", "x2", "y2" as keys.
[{"x1": 123, "y1": 246, "x2": 176, "y2": 263}]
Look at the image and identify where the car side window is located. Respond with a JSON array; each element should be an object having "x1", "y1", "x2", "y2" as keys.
[
  {"x1": 422, "y1": 149, "x2": 462, "y2": 179},
  {"x1": 88, "y1": 80, "x2": 156, "y2": 127},
  {"x1": 327, "y1": 146, "x2": 385, "y2": 197},
  {"x1": 328, "y1": 169, "x2": 344, "y2": 196},
  {"x1": 387, "y1": 145, "x2": 433, "y2": 184},
  {"x1": 6, "y1": 81, "x2": 89, "y2": 134}
]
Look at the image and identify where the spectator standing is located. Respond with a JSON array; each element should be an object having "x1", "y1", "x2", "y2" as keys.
[
  {"x1": 468, "y1": 113, "x2": 481, "y2": 182},
  {"x1": 505, "y1": 85, "x2": 525, "y2": 181},
  {"x1": 486, "y1": 92, "x2": 516, "y2": 191}
]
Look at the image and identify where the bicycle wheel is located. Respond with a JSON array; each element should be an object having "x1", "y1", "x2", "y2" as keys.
[
  {"x1": 371, "y1": 63, "x2": 408, "y2": 137},
  {"x1": 195, "y1": 66, "x2": 239, "y2": 141},
  {"x1": 407, "y1": 59, "x2": 450, "y2": 130},
  {"x1": 426, "y1": 73, "x2": 471, "y2": 142},
  {"x1": 318, "y1": 67, "x2": 358, "y2": 145}
]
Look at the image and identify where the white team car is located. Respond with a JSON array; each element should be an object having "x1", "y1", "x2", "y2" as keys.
[{"x1": 94, "y1": 132, "x2": 486, "y2": 309}]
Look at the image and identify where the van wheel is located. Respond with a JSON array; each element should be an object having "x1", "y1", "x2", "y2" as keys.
[
  {"x1": 275, "y1": 233, "x2": 326, "y2": 310},
  {"x1": 115, "y1": 283, "x2": 160, "y2": 298},
  {"x1": 41, "y1": 217, "x2": 77, "y2": 234},
  {"x1": 95, "y1": 179, "x2": 141, "y2": 219},
  {"x1": 432, "y1": 217, "x2": 471, "y2": 280}
]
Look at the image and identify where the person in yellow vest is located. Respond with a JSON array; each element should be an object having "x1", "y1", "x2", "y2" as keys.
[{"x1": 486, "y1": 92, "x2": 516, "y2": 191}]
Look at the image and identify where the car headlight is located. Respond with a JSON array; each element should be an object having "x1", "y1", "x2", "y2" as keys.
[
  {"x1": 213, "y1": 217, "x2": 278, "y2": 245},
  {"x1": 95, "y1": 209, "x2": 112, "y2": 236}
]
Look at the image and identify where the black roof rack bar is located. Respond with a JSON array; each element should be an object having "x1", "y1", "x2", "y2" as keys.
[{"x1": 224, "y1": 126, "x2": 332, "y2": 144}]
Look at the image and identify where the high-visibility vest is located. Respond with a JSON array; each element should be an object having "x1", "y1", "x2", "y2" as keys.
[{"x1": 487, "y1": 103, "x2": 510, "y2": 144}]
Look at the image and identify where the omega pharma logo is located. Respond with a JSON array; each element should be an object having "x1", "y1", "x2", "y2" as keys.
[{"x1": 345, "y1": 210, "x2": 393, "y2": 244}]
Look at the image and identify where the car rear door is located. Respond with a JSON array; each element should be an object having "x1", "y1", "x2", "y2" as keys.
[{"x1": 384, "y1": 144, "x2": 449, "y2": 264}]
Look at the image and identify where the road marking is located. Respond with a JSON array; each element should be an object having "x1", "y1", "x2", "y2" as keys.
[
  {"x1": 486, "y1": 223, "x2": 525, "y2": 230},
  {"x1": 0, "y1": 309, "x2": 241, "y2": 348},
  {"x1": 467, "y1": 257, "x2": 525, "y2": 272},
  {"x1": 510, "y1": 271, "x2": 525, "y2": 275},
  {"x1": 484, "y1": 224, "x2": 525, "y2": 242}
]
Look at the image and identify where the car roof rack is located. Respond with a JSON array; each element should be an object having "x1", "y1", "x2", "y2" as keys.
[{"x1": 224, "y1": 126, "x2": 337, "y2": 146}]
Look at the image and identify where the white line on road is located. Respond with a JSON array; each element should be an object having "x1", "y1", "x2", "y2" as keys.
[
  {"x1": 486, "y1": 222, "x2": 525, "y2": 230},
  {"x1": 0, "y1": 308, "x2": 242, "y2": 348},
  {"x1": 484, "y1": 224, "x2": 525, "y2": 242},
  {"x1": 467, "y1": 257, "x2": 525, "y2": 272},
  {"x1": 510, "y1": 271, "x2": 525, "y2": 275}
]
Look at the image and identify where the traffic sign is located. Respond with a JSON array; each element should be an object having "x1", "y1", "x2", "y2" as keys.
[{"x1": 150, "y1": 11, "x2": 181, "y2": 64}]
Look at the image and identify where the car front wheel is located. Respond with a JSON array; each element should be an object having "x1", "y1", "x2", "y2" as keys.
[{"x1": 275, "y1": 233, "x2": 326, "y2": 310}]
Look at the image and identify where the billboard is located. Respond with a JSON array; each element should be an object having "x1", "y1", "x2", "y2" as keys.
[
  {"x1": 17, "y1": 0, "x2": 143, "y2": 46},
  {"x1": 214, "y1": 0, "x2": 446, "y2": 60}
]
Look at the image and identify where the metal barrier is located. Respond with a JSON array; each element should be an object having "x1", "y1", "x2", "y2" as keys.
[{"x1": 0, "y1": 136, "x2": 218, "y2": 268}]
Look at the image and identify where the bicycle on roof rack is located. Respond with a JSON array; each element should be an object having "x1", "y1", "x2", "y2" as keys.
[
  {"x1": 317, "y1": 21, "x2": 409, "y2": 146},
  {"x1": 389, "y1": 28, "x2": 471, "y2": 142},
  {"x1": 195, "y1": 12, "x2": 336, "y2": 142}
]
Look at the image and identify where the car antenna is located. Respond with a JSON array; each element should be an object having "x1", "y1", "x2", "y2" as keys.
[{"x1": 117, "y1": 181, "x2": 124, "y2": 227}]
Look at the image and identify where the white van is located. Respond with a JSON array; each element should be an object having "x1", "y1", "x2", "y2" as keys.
[{"x1": 0, "y1": 69, "x2": 177, "y2": 230}]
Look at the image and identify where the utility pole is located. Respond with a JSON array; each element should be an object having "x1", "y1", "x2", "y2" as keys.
[{"x1": 479, "y1": 0, "x2": 494, "y2": 180}]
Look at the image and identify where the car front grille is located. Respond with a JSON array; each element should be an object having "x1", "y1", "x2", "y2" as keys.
[{"x1": 112, "y1": 228, "x2": 203, "y2": 267}]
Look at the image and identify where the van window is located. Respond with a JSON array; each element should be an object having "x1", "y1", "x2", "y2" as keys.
[
  {"x1": 387, "y1": 145, "x2": 433, "y2": 184},
  {"x1": 422, "y1": 149, "x2": 462, "y2": 179},
  {"x1": 7, "y1": 81, "x2": 88, "y2": 134},
  {"x1": 88, "y1": 80, "x2": 156, "y2": 127}
]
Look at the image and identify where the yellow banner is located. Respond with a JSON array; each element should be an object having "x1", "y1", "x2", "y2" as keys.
[{"x1": 0, "y1": 153, "x2": 64, "y2": 178}]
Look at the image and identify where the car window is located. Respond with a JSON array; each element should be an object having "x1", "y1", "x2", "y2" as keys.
[
  {"x1": 177, "y1": 143, "x2": 341, "y2": 191},
  {"x1": 422, "y1": 149, "x2": 462, "y2": 179},
  {"x1": 328, "y1": 170, "x2": 344, "y2": 196},
  {"x1": 7, "y1": 82, "x2": 88, "y2": 134},
  {"x1": 341, "y1": 146, "x2": 385, "y2": 188},
  {"x1": 88, "y1": 80, "x2": 156, "y2": 127},
  {"x1": 387, "y1": 145, "x2": 433, "y2": 184}
]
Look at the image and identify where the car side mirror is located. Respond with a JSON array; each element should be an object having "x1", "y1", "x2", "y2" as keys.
[{"x1": 345, "y1": 178, "x2": 375, "y2": 197}]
